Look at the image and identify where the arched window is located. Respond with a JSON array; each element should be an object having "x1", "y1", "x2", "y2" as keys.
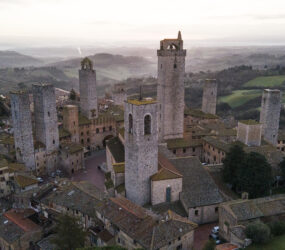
[
  {"x1": 144, "y1": 115, "x2": 151, "y2": 135},
  {"x1": 129, "y1": 114, "x2": 133, "y2": 134}
]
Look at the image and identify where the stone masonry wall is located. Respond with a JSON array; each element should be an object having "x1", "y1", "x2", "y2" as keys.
[
  {"x1": 260, "y1": 89, "x2": 281, "y2": 145},
  {"x1": 33, "y1": 84, "x2": 59, "y2": 153},
  {"x1": 124, "y1": 101, "x2": 158, "y2": 206},
  {"x1": 202, "y1": 79, "x2": 217, "y2": 115},
  {"x1": 63, "y1": 105, "x2": 79, "y2": 143},
  {"x1": 237, "y1": 122, "x2": 261, "y2": 146},
  {"x1": 10, "y1": 92, "x2": 35, "y2": 170}
]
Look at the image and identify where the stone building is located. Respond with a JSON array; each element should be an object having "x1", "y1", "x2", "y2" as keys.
[
  {"x1": 260, "y1": 89, "x2": 281, "y2": 145},
  {"x1": 202, "y1": 79, "x2": 218, "y2": 115},
  {"x1": 124, "y1": 98, "x2": 158, "y2": 206},
  {"x1": 10, "y1": 91, "x2": 35, "y2": 170},
  {"x1": 32, "y1": 83, "x2": 59, "y2": 153},
  {"x1": 79, "y1": 57, "x2": 98, "y2": 119},
  {"x1": 157, "y1": 31, "x2": 186, "y2": 141},
  {"x1": 62, "y1": 105, "x2": 79, "y2": 143},
  {"x1": 219, "y1": 194, "x2": 285, "y2": 247},
  {"x1": 237, "y1": 120, "x2": 261, "y2": 146},
  {"x1": 59, "y1": 142, "x2": 84, "y2": 175},
  {"x1": 111, "y1": 83, "x2": 127, "y2": 106}
]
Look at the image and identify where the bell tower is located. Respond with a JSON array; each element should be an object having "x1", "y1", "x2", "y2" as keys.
[
  {"x1": 124, "y1": 98, "x2": 158, "y2": 206},
  {"x1": 157, "y1": 31, "x2": 186, "y2": 141}
]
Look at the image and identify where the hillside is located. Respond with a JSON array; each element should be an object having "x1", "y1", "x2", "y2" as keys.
[{"x1": 0, "y1": 51, "x2": 43, "y2": 68}]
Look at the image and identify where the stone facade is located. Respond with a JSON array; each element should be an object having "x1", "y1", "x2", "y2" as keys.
[
  {"x1": 188, "y1": 204, "x2": 219, "y2": 225},
  {"x1": 260, "y1": 89, "x2": 281, "y2": 145},
  {"x1": 79, "y1": 58, "x2": 98, "y2": 119},
  {"x1": 202, "y1": 139, "x2": 226, "y2": 164},
  {"x1": 32, "y1": 84, "x2": 59, "y2": 153},
  {"x1": 151, "y1": 178, "x2": 182, "y2": 205},
  {"x1": 10, "y1": 91, "x2": 35, "y2": 170},
  {"x1": 62, "y1": 105, "x2": 79, "y2": 143},
  {"x1": 157, "y1": 31, "x2": 186, "y2": 141},
  {"x1": 237, "y1": 121, "x2": 261, "y2": 146},
  {"x1": 202, "y1": 79, "x2": 218, "y2": 115},
  {"x1": 124, "y1": 99, "x2": 158, "y2": 206}
]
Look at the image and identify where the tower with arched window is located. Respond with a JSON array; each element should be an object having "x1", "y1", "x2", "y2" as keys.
[
  {"x1": 124, "y1": 98, "x2": 158, "y2": 206},
  {"x1": 157, "y1": 31, "x2": 186, "y2": 141}
]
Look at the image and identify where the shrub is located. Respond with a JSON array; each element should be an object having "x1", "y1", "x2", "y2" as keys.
[
  {"x1": 245, "y1": 221, "x2": 271, "y2": 244},
  {"x1": 202, "y1": 240, "x2": 215, "y2": 250},
  {"x1": 268, "y1": 221, "x2": 285, "y2": 236}
]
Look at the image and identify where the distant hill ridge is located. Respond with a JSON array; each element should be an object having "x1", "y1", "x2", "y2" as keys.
[{"x1": 0, "y1": 51, "x2": 42, "y2": 68}]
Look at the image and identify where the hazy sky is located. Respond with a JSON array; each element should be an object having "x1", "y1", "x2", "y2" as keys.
[{"x1": 1, "y1": 0, "x2": 285, "y2": 47}]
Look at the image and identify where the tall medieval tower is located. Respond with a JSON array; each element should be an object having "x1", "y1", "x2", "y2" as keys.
[
  {"x1": 79, "y1": 58, "x2": 98, "y2": 119},
  {"x1": 157, "y1": 31, "x2": 186, "y2": 141},
  {"x1": 260, "y1": 89, "x2": 281, "y2": 145},
  {"x1": 124, "y1": 98, "x2": 158, "y2": 206},
  {"x1": 62, "y1": 105, "x2": 79, "y2": 143},
  {"x1": 202, "y1": 79, "x2": 218, "y2": 115},
  {"x1": 10, "y1": 91, "x2": 35, "y2": 170},
  {"x1": 32, "y1": 83, "x2": 59, "y2": 153}
]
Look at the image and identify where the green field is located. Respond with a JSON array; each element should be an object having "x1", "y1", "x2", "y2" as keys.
[
  {"x1": 246, "y1": 235, "x2": 285, "y2": 250},
  {"x1": 244, "y1": 75, "x2": 285, "y2": 88},
  {"x1": 219, "y1": 90, "x2": 262, "y2": 108}
]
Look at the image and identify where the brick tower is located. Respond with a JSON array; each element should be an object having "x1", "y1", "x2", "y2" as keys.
[
  {"x1": 157, "y1": 31, "x2": 186, "y2": 141},
  {"x1": 124, "y1": 98, "x2": 158, "y2": 206},
  {"x1": 202, "y1": 79, "x2": 218, "y2": 115},
  {"x1": 260, "y1": 89, "x2": 281, "y2": 145},
  {"x1": 10, "y1": 91, "x2": 35, "y2": 170},
  {"x1": 32, "y1": 83, "x2": 59, "y2": 153},
  {"x1": 62, "y1": 105, "x2": 79, "y2": 143},
  {"x1": 79, "y1": 57, "x2": 98, "y2": 119}
]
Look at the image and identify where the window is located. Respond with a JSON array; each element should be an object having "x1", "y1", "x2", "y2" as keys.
[
  {"x1": 87, "y1": 138, "x2": 90, "y2": 143},
  {"x1": 129, "y1": 114, "x2": 133, "y2": 134},
  {"x1": 81, "y1": 139, "x2": 84, "y2": 144},
  {"x1": 183, "y1": 148, "x2": 186, "y2": 153},
  {"x1": 174, "y1": 64, "x2": 177, "y2": 69},
  {"x1": 103, "y1": 127, "x2": 106, "y2": 132},
  {"x1": 48, "y1": 111, "x2": 50, "y2": 117},
  {"x1": 73, "y1": 121, "x2": 75, "y2": 126},
  {"x1": 87, "y1": 131, "x2": 89, "y2": 135},
  {"x1": 195, "y1": 210, "x2": 199, "y2": 216},
  {"x1": 144, "y1": 115, "x2": 151, "y2": 135},
  {"x1": 176, "y1": 244, "x2": 182, "y2": 250},
  {"x1": 215, "y1": 207, "x2": 219, "y2": 213},
  {"x1": 173, "y1": 149, "x2": 176, "y2": 154},
  {"x1": 96, "y1": 128, "x2": 99, "y2": 134},
  {"x1": 109, "y1": 126, "x2": 112, "y2": 131},
  {"x1": 81, "y1": 132, "x2": 83, "y2": 136},
  {"x1": 53, "y1": 140, "x2": 55, "y2": 144},
  {"x1": 192, "y1": 147, "x2": 195, "y2": 152}
]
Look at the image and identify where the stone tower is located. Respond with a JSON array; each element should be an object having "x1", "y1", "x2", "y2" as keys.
[
  {"x1": 202, "y1": 79, "x2": 218, "y2": 115},
  {"x1": 62, "y1": 105, "x2": 79, "y2": 143},
  {"x1": 260, "y1": 89, "x2": 281, "y2": 145},
  {"x1": 79, "y1": 57, "x2": 98, "y2": 119},
  {"x1": 32, "y1": 83, "x2": 59, "y2": 153},
  {"x1": 237, "y1": 120, "x2": 262, "y2": 146},
  {"x1": 124, "y1": 98, "x2": 158, "y2": 206},
  {"x1": 157, "y1": 31, "x2": 186, "y2": 141},
  {"x1": 10, "y1": 91, "x2": 35, "y2": 170}
]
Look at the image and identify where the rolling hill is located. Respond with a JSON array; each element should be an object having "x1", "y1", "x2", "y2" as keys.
[{"x1": 0, "y1": 51, "x2": 43, "y2": 68}]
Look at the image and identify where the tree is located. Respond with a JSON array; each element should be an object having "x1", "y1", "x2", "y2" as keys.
[
  {"x1": 69, "y1": 89, "x2": 76, "y2": 101},
  {"x1": 237, "y1": 152, "x2": 272, "y2": 198},
  {"x1": 245, "y1": 221, "x2": 271, "y2": 244},
  {"x1": 52, "y1": 214, "x2": 87, "y2": 250},
  {"x1": 222, "y1": 145, "x2": 246, "y2": 189},
  {"x1": 202, "y1": 240, "x2": 215, "y2": 250}
]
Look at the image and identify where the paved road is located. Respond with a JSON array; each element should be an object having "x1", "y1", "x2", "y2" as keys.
[
  {"x1": 72, "y1": 150, "x2": 106, "y2": 191},
  {"x1": 194, "y1": 222, "x2": 217, "y2": 250}
]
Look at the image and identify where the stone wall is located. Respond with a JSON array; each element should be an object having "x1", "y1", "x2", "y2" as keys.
[
  {"x1": 63, "y1": 105, "x2": 79, "y2": 143},
  {"x1": 188, "y1": 203, "x2": 219, "y2": 224},
  {"x1": 151, "y1": 178, "x2": 182, "y2": 205},
  {"x1": 202, "y1": 79, "x2": 218, "y2": 115},
  {"x1": 237, "y1": 122, "x2": 261, "y2": 146},
  {"x1": 79, "y1": 69, "x2": 98, "y2": 119},
  {"x1": 202, "y1": 142, "x2": 226, "y2": 164},
  {"x1": 32, "y1": 84, "x2": 59, "y2": 153},
  {"x1": 124, "y1": 100, "x2": 158, "y2": 206},
  {"x1": 260, "y1": 89, "x2": 281, "y2": 145},
  {"x1": 10, "y1": 91, "x2": 35, "y2": 170},
  {"x1": 157, "y1": 35, "x2": 186, "y2": 141}
]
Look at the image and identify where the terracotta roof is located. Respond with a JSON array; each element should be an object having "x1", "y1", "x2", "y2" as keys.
[
  {"x1": 60, "y1": 142, "x2": 83, "y2": 154},
  {"x1": 0, "y1": 215, "x2": 24, "y2": 243},
  {"x1": 98, "y1": 229, "x2": 114, "y2": 243},
  {"x1": 216, "y1": 243, "x2": 239, "y2": 250},
  {"x1": 59, "y1": 128, "x2": 71, "y2": 139},
  {"x1": 78, "y1": 113, "x2": 92, "y2": 125},
  {"x1": 4, "y1": 209, "x2": 41, "y2": 232},
  {"x1": 15, "y1": 175, "x2": 38, "y2": 188},
  {"x1": 151, "y1": 167, "x2": 182, "y2": 181},
  {"x1": 166, "y1": 138, "x2": 202, "y2": 149},
  {"x1": 158, "y1": 152, "x2": 181, "y2": 176},
  {"x1": 184, "y1": 108, "x2": 218, "y2": 119},
  {"x1": 203, "y1": 136, "x2": 230, "y2": 152}
]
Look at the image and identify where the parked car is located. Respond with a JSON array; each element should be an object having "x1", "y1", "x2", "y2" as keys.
[{"x1": 212, "y1": 226, "x2": 219, "y2": 234}]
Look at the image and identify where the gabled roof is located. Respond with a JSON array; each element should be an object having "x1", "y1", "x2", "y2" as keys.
[
  {"x1": 106, "y1": 137, "x2": 125, "y2": 163},
  {"x1": 15, "y1": 175, "x2": 38, "y2": 188},
  {"x1": 166, "y1": 138, "x2": 202, "y2": 149},
  {"x1": 170, "y1": 157, "x2": 225, "y2": 208}
]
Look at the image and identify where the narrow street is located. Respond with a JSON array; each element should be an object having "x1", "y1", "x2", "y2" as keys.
[{"x1": 72, "y1": 150, "x2": 106, "y2": 191}]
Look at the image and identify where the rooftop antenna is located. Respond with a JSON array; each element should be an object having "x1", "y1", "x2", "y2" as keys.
[{"x1": 139, "y1": 85, "x2": 143, "y2": 100}]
